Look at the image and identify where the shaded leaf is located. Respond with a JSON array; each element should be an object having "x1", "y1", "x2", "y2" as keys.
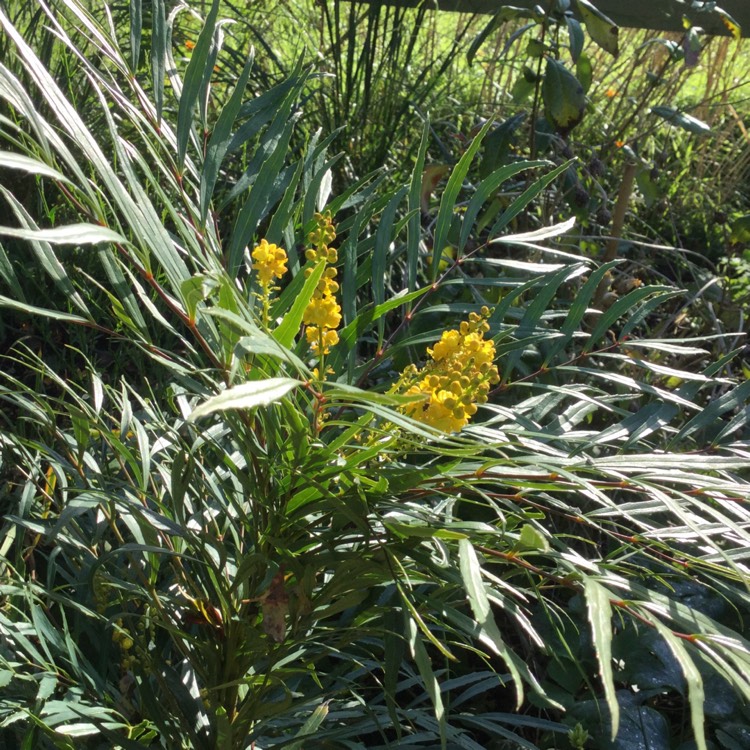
[{"x1": 542, "y1": 58, "x2": 586, "y2": 133}]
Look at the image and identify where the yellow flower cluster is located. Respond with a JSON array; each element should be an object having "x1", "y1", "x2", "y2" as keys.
[
  {"x1": 252, "y1": 239, "x2": 288, "y2": 326},
  {"x1": 252, "y1": 239, "x2": 288, "y2": 290},
  {"x1": 395, "y1": 307, "x2": 500, "y2": 433},
  {"x1": 303, "y1": 212, "x2": 341, "y2": 356}
]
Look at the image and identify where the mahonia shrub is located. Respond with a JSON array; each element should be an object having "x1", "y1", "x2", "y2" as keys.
[{"x1": 250, "y1": 222, "x2": 500, "y2": 435}]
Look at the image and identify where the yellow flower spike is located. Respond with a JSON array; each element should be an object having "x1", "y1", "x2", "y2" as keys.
[
  {"x1": 393, "y1": 308, "x2": 499, "y2": 433},
  {"x1": 302, "y1": 211, "x2": 341, "y2": 367}
]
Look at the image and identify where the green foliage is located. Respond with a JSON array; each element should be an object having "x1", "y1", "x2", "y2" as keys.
[{"x1": 0, "y1": 2, "x2": 749, "y2": 750}]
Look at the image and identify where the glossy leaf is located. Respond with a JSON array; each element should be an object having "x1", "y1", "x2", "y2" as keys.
[
  {"x1": 188, "y1": 378, "x2": 301, "y2": 421},
  {"x1": 584, "y1": 578, "x2": 619, "y2": 739},
  {"x1": 651, "y1": 106, "x2": 711, "y2": 135}
]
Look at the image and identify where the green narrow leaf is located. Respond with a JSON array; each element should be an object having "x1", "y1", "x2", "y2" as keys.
[
  {"x1": 0, "y1": 243, "x2": 22, "y2": 298},
  {"x1": 0, "y1": 151, "x2": 72, "y2": 183},
  {"x1": 176, "y1": 0, "x2": 220, "y2": 170},
  {"x1": 340, "y1": 200, "x2": 367, "y2": 330},
  {"x1": 95, "y1": 246, "x2": 150, "y2": 335},
  {"x1": 200, "y1": 48, "x2": 255, "y2": 224},
  {"x1": 713, "y1": 403, "x2": 750, "y2": 445},
  {"x1": 229, "y1": 71, "x2": 302, "y2": 151},
  {"x1": 459, "y1": 160, "x2": 548, "y2": 253},
  {"x1": 493, "y1": 215, "x2": 577, "y2": 246},
  {"x1": 576, "y1": 52, "x2": 593, "y2": 93},
  {"x1": 233, "y1": 330, "x2": 310, "y2": 376},
  {"x1": 286, "y1": 703, "x2": 329, "y2": 750},
  {"x1": 130, "y1": 0, "x2": 142, "y2": 70},
  {"x1": 584, "y1": 286, "x2": 677, "y2": 352},
  {"x1": 151, "y1": 0, "x2": 166, "y2": 122},
  {"x1": 0, "y1": 223, "x2": 127, "y2": 246},
  {"x1": 407, "y1": 617, "x2": 447, "y2": 750},
  {"x1": 566, "y1": 16, "x2": 584, "y2": 62},
  {"x1": 518, "y1": 523, "x2": 550, "y2": 552},
  {"x1": 408, "y1": 120, "x2": 430, "y2": 296},
  {"x1": 583, "y1": 578, "x2": 619, "y2": 739},
  {"x1": 227, "y1": 112, "x2": 300, "y2": 277},
  {"x1": 0, "y1": 189, "x2": 90, "y2": 315},
  {"x1": 188, "y1": 377, "x2": 301, "y2": 421},
  {"x1": 459, "y1": 539, "x2": 525, "y2": 708},
  {"x1": 338, "y1": 286, "x2": 430, "y2": 351},
  {"x1": 671, "y1": 379, "x2": 750, "y2": 446},
  {"x1": 303, "y1": 153, "x2": 345, "y2": 224},
  {"x1": 265, "y1": 158, "x2": 304, "y2": 248},
  {"x1": 544, "y1": 260, "x2": 620, "y2": 365},
  {"x1": 650, "y1": 106, "x2": 711, "y2": 136},
  {"x1": 272, "y1": 260, "x2": 326, "y2": 348},
  {"x1": 222, "y1": 70, "x2": 305, "y2": 207},
  {"x1": 383, "y1": 612, "x2": 405, "y2": 738},
  {"x1": 479, "y1": 113, "x2": 527, "y2": 179},
  {"x1": 373, "y1": 186, "x2": 408, "y2": 342},
  {"x1": 647, "y1": 618, "x2": 707, "y2": 750},
  {"x1": 488, "y1": 160, "x2": 571, "y2": 237},
  {"x1": 467, "y1": 6, "x2": 536, "y2": 66},
  {"x1": 432, "y1": 118, "x2": 495, "y2": 279},
  {"x1": 617, "y1": 290, "x2": 682, "y2": 339},
  {"x1": 518, "y1": 263, "x2": 585, "y2": 335}
]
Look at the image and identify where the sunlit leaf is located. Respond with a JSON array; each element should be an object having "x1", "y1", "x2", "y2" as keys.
[
  {"x1": 188, "y1": 378, "x2": 301, "y2": 421},
  {"x1": 651, "y1": 106, "x2": 711, "y2": 135},
  {"x1": 584, "y1": 579, "x2": 619, "y2": 739},
  {"x1": 576, "y1": 0, "x2": 619, "y2": 57}
]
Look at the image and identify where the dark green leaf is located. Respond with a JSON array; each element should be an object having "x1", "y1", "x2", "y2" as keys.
[
  {"x1": 651, "y1": 106, "x2": 711, "y2": 135},
  {"x1": 176, "y1": 0, "x2": 220, "y2": 170},
  {"x1": 542, "y1": 58, "x2": 586, "y2": 133}
]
